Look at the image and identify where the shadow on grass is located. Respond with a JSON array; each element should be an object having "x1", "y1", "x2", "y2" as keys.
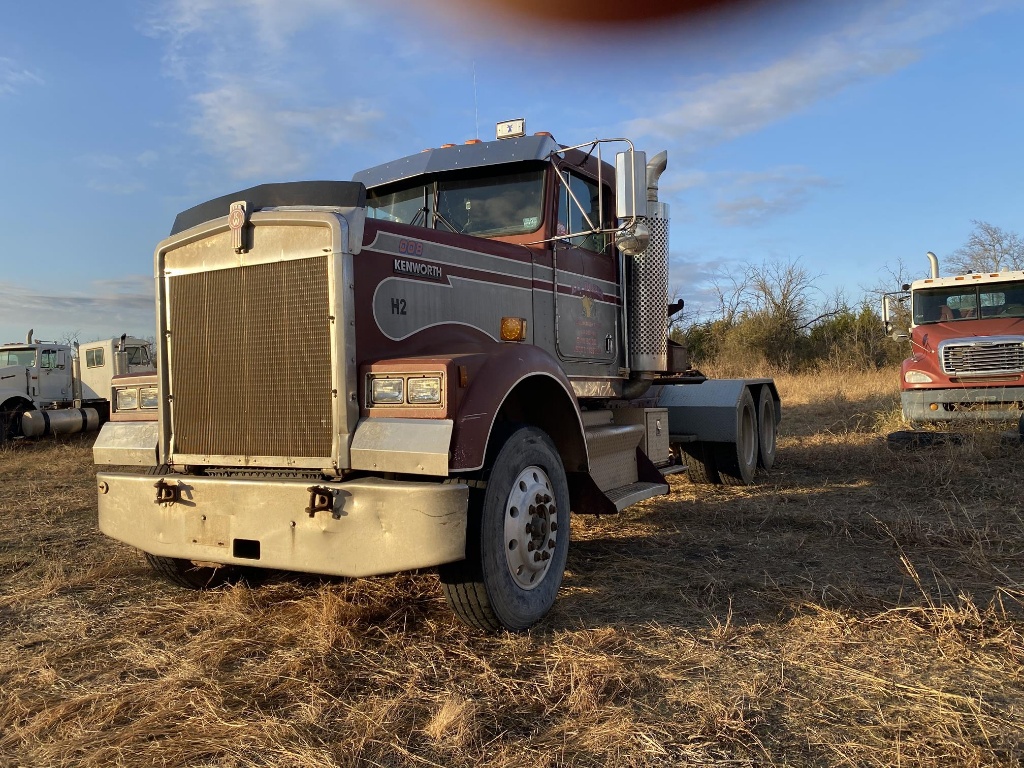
[{"x1": 549, "y1": 435, "x2": 1024, "y2": 633}]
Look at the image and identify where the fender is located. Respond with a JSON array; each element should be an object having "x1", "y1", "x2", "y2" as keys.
[
  {"x1": 0, "y1": 391, "x2": 34, "y2": 412},
  {"x1": 449, "y1": 343, "x2": 587, "y2": 473}
]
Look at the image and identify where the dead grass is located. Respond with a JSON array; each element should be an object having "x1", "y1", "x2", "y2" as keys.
[{"x1": 1, "y1": 368, "x2": 1023, "y2": 767}]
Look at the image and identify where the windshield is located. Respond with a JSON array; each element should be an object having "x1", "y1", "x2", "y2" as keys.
[
  {"x1": 914, "y1": 281, "x2": 1024, "y2": 324},
  {"x1": 0, "y1": 349, "x2": 36, "y2": 366},
  {"x1": 367, "y1": 166, "x2": 545, "y2": 237},
  {"x1": 126, "y1": 345, "x2": 151, "y2": 366}
]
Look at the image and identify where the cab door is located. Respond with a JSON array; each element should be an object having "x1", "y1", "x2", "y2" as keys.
[
  {"x1": 37, "y1": 348, "x2": 70, "y2": 402},
  {"x1": 550, "y1": 168, "x2": 620, "y2": 375}
]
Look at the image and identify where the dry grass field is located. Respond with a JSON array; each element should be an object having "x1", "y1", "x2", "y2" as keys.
[{"x1": 2, "y1": 368, "x2": 1022, "y2": 767}]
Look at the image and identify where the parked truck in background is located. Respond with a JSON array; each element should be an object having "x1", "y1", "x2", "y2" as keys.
[
  {"x1": 884, "y1": 251, "x2": 1024, "y2": 427},
  {"x1": 95, "y1": 122, "x2": 781, "y2": 631},
  {"x1": 0, "y1": 331, "x2": 154, "y2": 440}
]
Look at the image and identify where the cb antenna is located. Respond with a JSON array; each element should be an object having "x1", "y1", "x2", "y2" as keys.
[{"x1": 472, "y1": 61, "x2": 479, "y2": 140}]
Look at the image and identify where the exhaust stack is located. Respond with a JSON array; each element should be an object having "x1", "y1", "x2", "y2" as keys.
[
  {"x1": 927, "y1": 251, "x2": 939, "y2": 278},
  {"x1": 626, "y1": 151, "x2": 670, "y2": 375}
]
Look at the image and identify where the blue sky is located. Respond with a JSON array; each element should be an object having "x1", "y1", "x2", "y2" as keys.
[{"x1": 2, "y1": 0, "x2": 1023, "y2": 345}]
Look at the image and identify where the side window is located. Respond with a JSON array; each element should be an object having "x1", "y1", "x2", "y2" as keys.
[
  {"x1": 86, "y1": 348, "x2": 105, "y2": 368},
  {"x1": 40, "y1": 350, "x2": 57, "y2": 369},
  {"x1": 126, "y1": 346, "x2": 150, "y2": 366},
  {"x1": 557, "y1": 172, "x2": 610, "y2": 254}
]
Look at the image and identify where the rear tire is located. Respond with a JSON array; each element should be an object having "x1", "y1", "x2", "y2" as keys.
[
  {"x1": 755, "y1": 385, "x2": 777, "y2": 470},
  {"x1": 715, "y1": 388, "x2": 758, "y2": 486},
  {"x1": 681, "y1": 441, "x2": 720, "y2": 485},
  {"x1": 142, "y1": 465, "x2": 248, "y2": 590},
  {"x1": 439, "y1": 425, "x2": 570, "y2": 632}
]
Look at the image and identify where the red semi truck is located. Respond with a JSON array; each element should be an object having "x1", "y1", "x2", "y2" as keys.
[
  {"x1": 884, "y1": 251, "x2": 1024, "y2": 427},
  {"x1": 95, "y1": 122, "x2": 781, "y2": 631}
]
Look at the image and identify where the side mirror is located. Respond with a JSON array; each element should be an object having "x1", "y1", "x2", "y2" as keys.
[
  {"x1": 56, "y1": 351, "x2": 67, "y2": 369},
  {"x1": 615, "y1": 150, "x2": 647, "y2": 220}
]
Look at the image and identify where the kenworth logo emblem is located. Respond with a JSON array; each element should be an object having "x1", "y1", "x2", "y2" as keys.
[{"x1": 393, "y1": 257, "x2": 443, "y2": 281}]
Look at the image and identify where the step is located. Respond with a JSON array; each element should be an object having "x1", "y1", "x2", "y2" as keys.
[
  {"x1": 604, "y1": 481, "x2": 670, "y2": 512},
  {"x1": 585, "y1": 421, "x2": 644, "y2": 491},
  {"x1": 581, "y1": 408, "x2": 613, "y2": 428}
]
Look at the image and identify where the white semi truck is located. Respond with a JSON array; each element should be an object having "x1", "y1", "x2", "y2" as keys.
[{"x1": 0, "y1": 331, "x2": 155, "y2": 439}]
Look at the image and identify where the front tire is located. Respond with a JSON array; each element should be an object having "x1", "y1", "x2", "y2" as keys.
[
  {"x1": 144, "y1": 553, "x2": 245, "y2": 589},
  {"x1": 142, "y1": 465, "x2": 248, "y2": 590},
  {"x1": 439, "y1": 425, "x2": 570, "y2": 632}
]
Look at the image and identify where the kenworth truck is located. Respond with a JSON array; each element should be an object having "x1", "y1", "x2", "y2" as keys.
[
  {"x1": 95, "y1": 123, "x2": 780, "y2": 631},
  {"x1": 0, "y1": 332, "x2": 154, "y2": 440},
  {"x1": 884, "y1": 251, "x2": 1024, "y2": 426}
]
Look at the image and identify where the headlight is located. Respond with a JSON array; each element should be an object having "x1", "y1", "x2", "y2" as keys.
[
  {"x1": 407, "y1": 376, "x2": 442, "y2": 404},
  {"x1": 904, "y1": 370, "x2": 934, "y2": 384},
  {"x1": 116, "y1": 387, "x2": 139, "y2": 411},
  {"x1": 140, "y1": 386, "x2": 159, "y2": 409},
  {"x1": 370, "y1": 377, "x2": 404, "y2": 404}
]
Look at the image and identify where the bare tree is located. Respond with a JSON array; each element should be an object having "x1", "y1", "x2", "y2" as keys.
[
  {"x1": 947, "y1": 220, "x2": 1024, "y2": 274},
  {"x1": 58, "y1": 329, "x2": 82, "y2": 346},
  {"x1": 707, "y1": 266, "x2": 750, "y2": 326}
]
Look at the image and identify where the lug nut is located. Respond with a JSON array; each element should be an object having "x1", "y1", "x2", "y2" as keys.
[
  {"x1": 548, "y1": 539, "x2": 555, "y2": 549},
  {"x1": 525, "y1": 523, "x2": 532, "y2": 534},
  {"x1": 550, "y1": 522, "x2": 558, "y2": 532},
  {"x1": 527, "y1": 541, "x2": 535, "y2": 552},
  {"x1": 534, "y1": 552, "x2": 542, "y2": 562}
]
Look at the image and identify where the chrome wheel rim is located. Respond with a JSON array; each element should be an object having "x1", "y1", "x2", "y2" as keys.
[{"x1": 503, "y1": 465, "x2": 558, "y2": 590}]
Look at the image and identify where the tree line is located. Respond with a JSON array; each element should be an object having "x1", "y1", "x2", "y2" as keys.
[{"x1": 674, "y1": 220, "x2": 1020, "y2": 374}]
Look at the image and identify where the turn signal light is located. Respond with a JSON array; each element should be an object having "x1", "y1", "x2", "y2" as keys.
[{"x1": 500, "y1": 317, "x2": 527, "y2": 342}]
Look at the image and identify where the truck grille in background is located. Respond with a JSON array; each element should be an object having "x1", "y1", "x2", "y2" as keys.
[
  {"x1": 941, "y1": 340, "x2": 1024, "y2": 376},
  {"x1": 168, "y1": 257, "x2": 333, "y2": 459}
]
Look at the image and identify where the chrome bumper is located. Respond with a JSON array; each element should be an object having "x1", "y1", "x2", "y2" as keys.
[
  {"x1": 901, "y1": 387, "x2": 1024, "y2": 423},
  {"x1": 97, "y1": 472, "x2": 468, "y2": 578}
]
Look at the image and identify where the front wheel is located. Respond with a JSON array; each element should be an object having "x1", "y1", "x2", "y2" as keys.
[
  {"x1": 144, "y1": 553, "x2": 247, "y2": 589},
  {"x1": 143, "y1": 465, "x2": 248, "y2": 589},
  {"x1": 439, "y1": 425, "x2": 570, "y2": 632}
]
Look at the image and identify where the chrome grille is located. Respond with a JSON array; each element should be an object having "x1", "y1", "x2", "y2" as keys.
[
  {"x1": 941, "y1": 339, "x2": 1024, "y2": 376},
  {"x1": 168, "y1": 257, "x2": 333, "y2": 459}
]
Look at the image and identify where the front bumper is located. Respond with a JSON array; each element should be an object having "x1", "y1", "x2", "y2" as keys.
[
  {"x1": 901, "y1": 386, "x2": 1024, "y2": 423},
  {"x1": 97, "y1": 472, "x2": 468, "y2": 578}
]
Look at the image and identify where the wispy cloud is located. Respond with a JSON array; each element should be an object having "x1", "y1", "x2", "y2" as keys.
[
  {"x1": 143, "y1": 0, "x2": 388, "y2": 180},
  {"x1": 626, "y1": 1, "x2": 1006, "y2": 151},
  {"x1": 0, "y1": 57, "x2": 43, "y2": 96},
  {"x1": 79, "y1": 152, "x2": 161, "y2": 194},
  {"x1": 713, "y1": 167, "x2": 834, "y2": 227},
  {"x1": 190, "y1": 81, "x2": 382, "y2": 179},
  {"x1": 0, "y1": 277, "x2": 155, "y2": 343}
]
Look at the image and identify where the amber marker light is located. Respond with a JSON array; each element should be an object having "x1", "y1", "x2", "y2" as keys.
[{"x1": 500, "y1": 317, "x2": 527, "y2": 342}]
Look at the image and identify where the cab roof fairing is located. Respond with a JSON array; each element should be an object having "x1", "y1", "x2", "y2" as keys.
[
  {"x1": 352, "y1": 135, "x2": 563, "y2": 191},
  {"x1": 910, "y1": 270, "x2": 1024, "y2": 291}
]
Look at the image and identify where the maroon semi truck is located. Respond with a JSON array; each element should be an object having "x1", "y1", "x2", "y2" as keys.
[
  {"x1": 884, "y1": 251, "x2": 1024, "y2": 427},
  {"x1": 95, "y1": 122, "x2": 780, "y2": 631}
]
